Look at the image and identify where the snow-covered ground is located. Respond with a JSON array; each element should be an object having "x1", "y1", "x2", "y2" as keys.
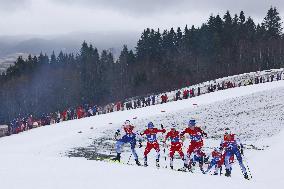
[{"x1": 1, "y1": 80, "x2": 284, "y2": 189}]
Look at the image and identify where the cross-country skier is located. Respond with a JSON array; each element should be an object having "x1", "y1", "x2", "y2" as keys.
[
  {"x1": 164, "y1": 125, "x2": 186, "y2": 170},
  {"x1": 112, "y1": 120, "x2": 141, "y2": 166},
  {"x1": 204, "y1": 147, "x2": 223, "y2": 175},
  {"x1": 220, "y1": 128, "x2": 249, "y2": 179},
  {"x1": 140, "y1": 122, "x2": 166, "y2": 167},
  {"x1": 179, "y1": 120, "x2": 207, "y2": 171}
]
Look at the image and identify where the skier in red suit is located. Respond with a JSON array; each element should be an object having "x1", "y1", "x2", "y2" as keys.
[
  {"x1": 164, "y1": 125, "x2": 186, "y2": 169},
  {"x1": 180, "y1": 120, "x2": 207, "y2": 170},
  {"x1": 141, "y1": 122, "x2": 166, "y2": 167}
]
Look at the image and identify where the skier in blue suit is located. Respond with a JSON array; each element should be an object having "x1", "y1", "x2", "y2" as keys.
[{"x1": 112, "y1": 120, "x2": 141, "y2": 166}]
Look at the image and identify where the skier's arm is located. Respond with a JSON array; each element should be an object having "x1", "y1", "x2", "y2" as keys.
[
  {"x1": 157, "y1": 128, "x2": 166, "y2": 133},
  {"x1": 136, "y1": 131, "x2": 144, "y2": 141},
  {"x1": 219, "y1": 139, "x2": 225, "y2": 150},
  {"x1": 180, "y1": 129, "x2": 187, "y2": 138},
  {"x1": 197, "y1": 127, "x2": 207, "y2": 137},
  {"x1": 202, "y1": 130, "x2": 208, "y2": 138},
  {"x1": 236, "y1": 138, "x2": 244, "y2": 155},
  {"x1": 164, "y1": 132, "x2": 170, "y2": 143},
  {"x1": 140, "y1": 130, "x2": 145, "y2": 135},
  {"x1": 135, "y1": 132, "x2": 144, "y2": 148}
]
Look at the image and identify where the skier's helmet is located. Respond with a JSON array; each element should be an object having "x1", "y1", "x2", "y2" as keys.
[
  {"x1": 171, "y1": 123, "x2": 177, "y2": 130},
  {"x1": 123, "y1": 120, "x2": 132, "y2": 128},
  {"x1": 188, "y1": 119, "x2": 196, "y2": 127},
  {"x1": 224, "y1": 127, "x2": 231, "y2": 135},
  {"x1": 147, "y1": 122, "x2": 154, "y2": 128},
  {"x1": 124, "y1": 120, "x2": 131, "y2": 125}
]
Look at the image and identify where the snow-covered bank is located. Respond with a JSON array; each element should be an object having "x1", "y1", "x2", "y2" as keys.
[{"x1": 0, "y1": 80, "x2": 284, "y2": 189}]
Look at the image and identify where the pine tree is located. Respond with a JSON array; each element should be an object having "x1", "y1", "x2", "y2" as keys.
[
  {"x1": 239, "y1": 11, "x2": 246, "y2": 24},
  {"x1": 50, "y1": 51, "x2": 57, "y2": 64},
  {"x1": 263, "y1": 7, "x2": 282, "y2": 38}
]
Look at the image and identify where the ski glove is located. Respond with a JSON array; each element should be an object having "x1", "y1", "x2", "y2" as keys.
[{"x1": 139, "y1": 142, "x2": 143, "y2": 148}]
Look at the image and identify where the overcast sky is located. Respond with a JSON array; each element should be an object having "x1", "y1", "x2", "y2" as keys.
[{"x1": 0, "y1": 0, "x2": 283, "y2": 36}]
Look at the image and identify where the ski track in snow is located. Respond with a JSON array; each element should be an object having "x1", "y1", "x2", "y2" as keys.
[{"x1": 100, "y1": 84, "x2": 284, "y2": 145}]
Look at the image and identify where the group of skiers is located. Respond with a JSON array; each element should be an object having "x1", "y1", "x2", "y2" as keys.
[{"x1": 112, "y1": 120, "x2": 250, "y2": 180}]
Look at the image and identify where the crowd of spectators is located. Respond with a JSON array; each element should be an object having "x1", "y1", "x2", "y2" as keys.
[{"x1": 2, "y1": 69, "x2": 283, "y2": 137}]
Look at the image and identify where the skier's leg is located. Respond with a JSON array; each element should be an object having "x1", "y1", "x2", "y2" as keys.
[
  {"x1": 234, "y1": 149, "x2": 247, "y2": 175},
  {"x1": 207, "y1": 159, "x2": 218, "y2": 175},
  {"x1": 218, "y1": 153, "x2": 225, "y2": 168},
  {"x1": 152, "y1": 142, "x2": 160, "y2": 167},
  {"x1": 153, "y1": 142, "x2": 160, "y2": 161},
  {"x1": 144, "y1": 142, "x2": 152, "y2": 166},
  {"x1": 113, "y1": 140, "x2": 124, "y2": 161},
  {"x1": 131, "y1": 145, "x2": 138, "y2": 159},
  {"x1": 177, "y1": 146, "x2": 186, "y2": 167},
  {"x1": 198, "y1": 155, "x2": 205, "y2": 173},
  {"x1": 185, "y1": 143, "x2": 196, "y2": 169},
  {"x1": 116, "y1": 135, "x2": 128, "y2": 153},
  {"x1": 130, "y1": 142, "x2": 140, "y2": 166},
  {"x1": 115, "y1": 141, "x2": 124, "y2": 154},
  {"x1": 169, "y1": 146, "x2": 175, "y2": 169},
  {"x1": 187, "y1": 142, "x2": 198, "y2": 159},
  {"x1": 205, "y1": 160, "x2": 215, "y2": 174},
  {"x1": 213, "y1": 163, "x2": 220, "y2": 175},
  {"x1": 224, "y1": 152, "x2": 232, "y2": 177},
  {"x1": 169, "y1": 157, "x2": 174, "y2": 169}
]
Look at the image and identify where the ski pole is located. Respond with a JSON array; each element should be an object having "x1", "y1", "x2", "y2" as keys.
[
  {"x1": 241, "y1": 145, "x2": 253, "y2": 179},
  {"x1": 242, "y1": 154, "x2": 253, "y2": 179},
  {"x1": 161, "y1": 124, "x2": 167, "y2": 168},
  {"x1": 127, "y1": 153, "x2": 132, "y2": 165},
  {"x1": 163, "y1": 143, "x2": 167, "y2": 168}
]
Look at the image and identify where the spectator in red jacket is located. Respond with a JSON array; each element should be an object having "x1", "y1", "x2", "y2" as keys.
[
  {"x1": 183, "y1": 89, "x2": 189, "y2": 99},
  {"x1": 77, "y1": 106, "x2": 84, "y2": 119},
  {"x1": 116, "y1": 101, "x2": 121, "y2": 111},
  {"x1": 161, "y1": 94, "x2": 168, "y2": 103}
]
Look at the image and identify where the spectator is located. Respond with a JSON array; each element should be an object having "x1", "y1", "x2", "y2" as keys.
[
  {"x1": 146, "y1": 97, "x2": 151, "y2": 106},
  {"x1": 161, "y1": 94, "x2": 168, "y2": 103},
  {"x1": 151, "y1": 95, "x2": 155, "y2": 105},
  {"x1": 134, "y1": 101, "x2": 137, "y2": 109},
  {"x1": 176, "y1": 90, "x2": 181, "y2": 100},
  {"x1": 87, "y1": 107, "x2": 93, "y2": 117},
  {"x1": 27, "y1": 115, "x2": 33, "y2": 130},
  {"x1": 137, "y1": 99, "x2": 141, "y2": 108},
  {"x1": 183, "y1": 89, "x2": 189, "y2": 99},
  {"x1": 92, "y1": 105, "x2": 97, "y2": 116}
]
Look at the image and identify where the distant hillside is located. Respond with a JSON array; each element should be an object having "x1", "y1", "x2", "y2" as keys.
[
  {"x1": 0, "y1": 31, "x2": 139, "y2": 72},
  {"x1": 0, "y1": 7, "x2": 284, "y2": 124}
]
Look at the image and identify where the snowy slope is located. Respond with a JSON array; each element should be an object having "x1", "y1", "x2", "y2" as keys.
[{"x1": 1, "y1": 80, "x2": 284, "y2": 189}]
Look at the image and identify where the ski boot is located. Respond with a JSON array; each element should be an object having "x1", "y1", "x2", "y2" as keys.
[
  {"x1": 112, "y1": 153, "x2": 121, "y2": 162},
  {"x1": 170, "y1": 165, "x2": 174, "y2": 170},
  {"x1": 156, "y1": 159, "x2": 160, "y2": 168},
  {"x1": 200, "y1": 166, "x2": 205, "y2": 174},
  {"x1": 135, "y1": 159, "x2": 141, "y2": 166},
  {"x1": 144, "y1": 161, "x2": 148, "y2": 167},
  {"x1": 225, "y1": 169, "x2": 231, "y2": 177},
  {"x1": 244, "y1": 172, "x2": 249, "y2": 180},
  {"x1": 178, "y1": 164, "x2": 189, "y2": 172},
  {"x1": 144, "y1": 156, "x2": 148, "y2": 167}
]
